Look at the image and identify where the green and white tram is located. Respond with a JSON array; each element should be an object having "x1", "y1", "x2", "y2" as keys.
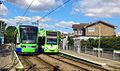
[
  {"x1": 38, "y1": 30, "x2": 59, "y2": 53},
  {"x1": 15, "y1": 25, "x2": 38, "y2": 54}
]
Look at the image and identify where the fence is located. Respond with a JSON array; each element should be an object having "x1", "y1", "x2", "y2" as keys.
[{"x1": 60, "y1": 45, "x2": 120, "y2": 61}]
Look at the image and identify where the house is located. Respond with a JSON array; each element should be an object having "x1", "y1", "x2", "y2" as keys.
[
  {"x1": 72, "y1": 21, "x2": 116, "y2": 37},
  {"x1": 116, "y1": 32, "x2": 120, "y2": 37},
  {"x1": 72, "y1": 23, "x2": 88, "y2": 36},
  {"x1": 72, "y1": 21, "x2": 116, "y2": 49}
]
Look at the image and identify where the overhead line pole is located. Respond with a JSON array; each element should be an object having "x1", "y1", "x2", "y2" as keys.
[{"x1": 98, "y1": 23, "x2": 101, "y2": 57}]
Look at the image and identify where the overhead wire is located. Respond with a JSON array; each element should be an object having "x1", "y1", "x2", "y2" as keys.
[
  {"x1": 21, "y1": 0, "x2": 72, "y2": 25},
  {"x1": 22, "y1": 0, "x2": 34, "y2": 16},
  {"x1": 38, "y1": 0, "x2": 72, "y2": 21},
  {"x1": 0, "y1": 0, "x2": 71, "y2": 69}
]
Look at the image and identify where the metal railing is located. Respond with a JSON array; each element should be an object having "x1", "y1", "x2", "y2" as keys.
[{"x1": 60, "y1": 45, "x2": 120, "y2": 61}]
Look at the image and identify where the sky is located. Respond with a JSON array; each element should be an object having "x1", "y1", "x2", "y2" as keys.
[{"x1": 0, "y1": 0, "x2": 120, "y2": 33}]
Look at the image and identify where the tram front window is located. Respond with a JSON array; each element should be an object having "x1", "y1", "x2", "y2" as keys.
[
  {"x1": 20, "y1": 27, "x2": 38, "y2": 44},
  {"x1": 47, "y1": 38, "x2": 57, "y2": 45}
]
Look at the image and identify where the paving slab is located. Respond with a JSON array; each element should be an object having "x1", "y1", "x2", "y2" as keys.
[{"x1": 0, "y1": 44, "x2": 23, "y2": 71}]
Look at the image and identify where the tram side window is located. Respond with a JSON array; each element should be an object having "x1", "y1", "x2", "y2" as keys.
[{"x1": 38, "y1": 37, "x2": 45, "y2": 45}]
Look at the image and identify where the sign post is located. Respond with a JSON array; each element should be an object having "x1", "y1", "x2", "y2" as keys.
[
  {"x1": 93, "y1": 48, "x2": 103, "y2": 57},
  {"x1": 113, "y1": 50, "x2": 120, "y2": 60}
]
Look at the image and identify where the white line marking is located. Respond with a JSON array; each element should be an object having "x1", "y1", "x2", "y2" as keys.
[
  {"x1": 14, "y1": 51, "x2": 24, "y2": 68},
  {"x1": 59, "y1": 51, "x2": 106, "y2": 66}
]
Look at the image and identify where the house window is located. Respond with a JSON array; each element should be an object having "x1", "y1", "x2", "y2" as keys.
[{"x1": 88, "y1": 27, "x2": 95, "y2": 32}]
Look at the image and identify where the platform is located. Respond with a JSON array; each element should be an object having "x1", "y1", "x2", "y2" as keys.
[
  {"x1": 60, "y1": 49, "x2": 120, "y2": 71},
  {"x1": 0, "y1": 44, "x2": 23, "y2": 71}
]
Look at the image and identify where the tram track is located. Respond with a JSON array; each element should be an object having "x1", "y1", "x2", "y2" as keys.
[
  {"x1": 19, "y1": 56, "x2": 39, "y2": 71},
  {"x1": 19, "y1": 54, "x2": 89, "y2": 71},
  {"x1": 57, "y1": 53, "x2": 109, "y2": 71},
  {"x1": 46, "y1": 54, "x2": 109, "y2": 71},
  {"x1": 39, "y1": 54, "x2": 89, "y2": 71},
  {"x1": 19, "y1": 55, "x2": 54, "y2": 71},
  {"x1": 47, "y1": 54, "x2": 89, "y2": 71},
  {"x1": 18, "y1": 53, "x2": 109, "y2": 71}
]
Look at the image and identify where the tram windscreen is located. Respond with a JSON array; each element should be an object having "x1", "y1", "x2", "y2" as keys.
[
  {"x1": 47, "y1": 38, "x2": 57, "y2": 45},
  {"x1": 20, "y1": 26, "x2": 38, "y2": 44},
  {"x1": 46, "y1": 32, "x2": 57, "y2": 36}
]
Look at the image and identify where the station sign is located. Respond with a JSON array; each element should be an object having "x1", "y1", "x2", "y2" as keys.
[{"x1": 93, "y1": 48, "x2": 103, "y2": 51}]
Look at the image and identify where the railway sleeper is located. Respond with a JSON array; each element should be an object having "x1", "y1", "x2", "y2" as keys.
[
  {"x1": 26, "y1": 64, "x2": 36, "y2": 71},
  {"x1": 24, "y1": 66, "x2": 52, "y2": 70}
]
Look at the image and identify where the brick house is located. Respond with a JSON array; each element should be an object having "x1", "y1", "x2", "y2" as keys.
[
  {"x1": 72, "y1": 21, "x2": 116, "y2": 37},
  {"x1": 72, "y1": 23, "x2": 88, "y2": 36}
]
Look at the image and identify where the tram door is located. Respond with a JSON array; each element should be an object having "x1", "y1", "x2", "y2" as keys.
[{"x1": 38, "y1": 37, "x2": 45, "y2": 53}]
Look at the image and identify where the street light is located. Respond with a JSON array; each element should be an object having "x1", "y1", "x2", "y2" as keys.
[
  {"x1": 98, "y1": 23, "x2": 101, "y2": 57},
  {"x1": 62, "y1": 27, "x2": 72, "y2": 50}
]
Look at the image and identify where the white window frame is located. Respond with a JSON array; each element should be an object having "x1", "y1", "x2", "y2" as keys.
[{"x1": 88, "y1": 27, "x2": 95, "y2": 32}]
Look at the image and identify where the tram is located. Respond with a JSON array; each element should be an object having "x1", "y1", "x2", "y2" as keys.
[
  {"x1": 15, "y1": 25, "x2": 38, "y2": 54},
  {"x1": 38, "y1": 30, "x2": 59, "y2": 53}
]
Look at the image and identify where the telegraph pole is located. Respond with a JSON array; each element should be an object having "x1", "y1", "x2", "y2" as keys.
[{"x1": 98, "y1": 23, "x2": 101, "y2": 57}]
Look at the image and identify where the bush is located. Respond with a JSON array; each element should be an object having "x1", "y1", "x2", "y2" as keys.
[{"x1": 81, "y1": 37, "x2": 120, "y2": 50}]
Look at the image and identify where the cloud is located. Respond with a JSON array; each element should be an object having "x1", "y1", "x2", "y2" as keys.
[
  {"x1": 1, "y1": 16, "x2": 56, "y2": 29},
  {"x1": 14, "y1": 16, "x2": 31, "y2": 23},
  {"x1": 32, "y1": 16, "x2": 57, "y2": 22},
  {"x1": 0, "y1": 3, "x2": 8, "y2": 16},
  {"x1": 12, "y1": 16, "x2": 55, "y2": 23},
  {"x1": 7, "y1": 0, "x2": 63, "y2": 11},
  {"x1": 39, "y1": 23, "x2": 55, "y2": 29},
  {"x1": 72, "y1": 0, "x2": 120, "y2": 17},
  {"x1": 1, "y1": 16, "x2": 79, "y2": 32},
  {"x1": 54, "y1": 21, "x2": 79, "y2": 28},
  {"x1": 4, "y1": 19, "x2": 17, "y2": 26}
]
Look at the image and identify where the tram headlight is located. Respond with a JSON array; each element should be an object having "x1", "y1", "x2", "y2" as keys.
[
  {"x1": 42, "y1": 46, "x2": 44, "y2": 48},
  {"x1": 46, "y1": 46, "x2": 51, "y2": 49},
  {"x1": 46, "y1": 46, "x2": 49, "y2": 49},
  {"x1": 17, "y1": 45, "x2": 20, "y2": 48},
  {"x1": 54, "y1": 46, "x2": 58, "y2": 49}
]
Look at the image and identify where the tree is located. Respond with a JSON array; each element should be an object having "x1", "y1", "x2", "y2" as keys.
[
  {"x1": 68, "y1": 36, "x2": 74, "y2": 49},
  {"x1": 86, "y1": 38, "x2": 95, "y2": 48},
  {"x1": 83, "y1": 37, "x2": 120, "y2": 50},
  {"x1": 4, "y1": 26, "x2": 17, "y2": 43}
]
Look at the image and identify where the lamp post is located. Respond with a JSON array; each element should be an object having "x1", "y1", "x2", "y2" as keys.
[
  {"x1": 63, "y1": 27, "x2": 72, "y2": 50},
  {"x1": 98, "y1": 23, "x2": 101, "y2": 57}
]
